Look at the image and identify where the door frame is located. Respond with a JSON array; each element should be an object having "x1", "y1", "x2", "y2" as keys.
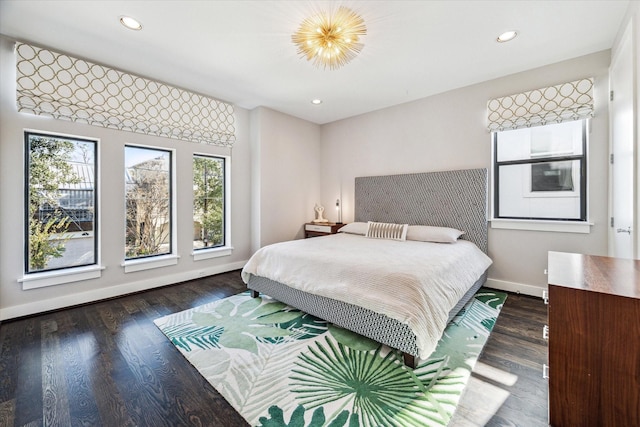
[{"x1": 608, "y1": 19, "x2": 638, "y2": 258}]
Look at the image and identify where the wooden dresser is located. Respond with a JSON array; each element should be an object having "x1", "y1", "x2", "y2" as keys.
[{"x1": 546, "y1": 251, "x2": 640, "y2": 427}]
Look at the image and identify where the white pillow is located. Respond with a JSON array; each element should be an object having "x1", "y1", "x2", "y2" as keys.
[
  {"x1": 337, "y1": 222, "x2": 368, "y2": 235},
  {"x1": 366, "y1": 221, "x2": 408, "y2": 241},
  {"x1": 406, "y1": 225, "x2": 464, "y2": 243}
]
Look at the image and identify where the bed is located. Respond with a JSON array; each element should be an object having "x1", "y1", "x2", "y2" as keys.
[{"x1": 241, "y1": 168, "x2": 491, "y2": 368}]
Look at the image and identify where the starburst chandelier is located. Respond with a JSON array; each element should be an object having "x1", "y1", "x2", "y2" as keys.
[{"x1": 292, "y1": 6, "x2": 366, "y2": 70}]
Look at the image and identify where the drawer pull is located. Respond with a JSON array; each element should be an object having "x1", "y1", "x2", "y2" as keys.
[
  {"x1": 543, "y1": 364, "x2": 550, "y2": 379},
  {"x1": 543, "y1": 325, "x2": 549, "y2": 340},
  {"x1": 542, "y1": 290, "x2": 549, "y2": 305}
]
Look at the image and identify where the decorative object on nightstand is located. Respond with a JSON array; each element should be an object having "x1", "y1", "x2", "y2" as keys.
[
  {"x1": 312, "y1": 204, "x2": 329, "y2": 223},
  {"x1": 304, "y1": 222, "x2": 345, "y2": 238},
  {"x1": 335, "y1": 198, "x2": 342, "y2": 224}
]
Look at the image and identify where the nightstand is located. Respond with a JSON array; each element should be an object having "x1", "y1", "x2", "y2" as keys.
[{"x1": 304, "y1": 222, "x2": 345, "y2": 238}]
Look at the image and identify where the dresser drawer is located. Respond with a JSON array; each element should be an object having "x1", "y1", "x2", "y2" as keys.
[{"x1": 305, "y1": 224, "x2": 333, "y2": 233}]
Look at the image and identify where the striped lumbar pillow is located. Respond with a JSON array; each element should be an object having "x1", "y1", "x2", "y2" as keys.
[{"x1": 366, "y1": 221, "x2": 408, "y2": 241}]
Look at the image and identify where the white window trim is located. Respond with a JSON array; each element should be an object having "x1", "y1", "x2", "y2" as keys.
[
  {"x1": 22, "y1": 129, "x2": 101, "y2": 287},
  {"x1": 490, "y1": 120, "x2": 590, "y2": 230},
  {"x1": 122, "y1": 254, "x2": 180, "y2": 273},
  {"x1": 490, "y1": 218, "x2": 593, "y2": 233},
  {"x1": 19, "y1": 264, "x2": 105, "y2": 290},
  {"x1": 192, "y1": 246, "x2": 234, "y2": 261}
]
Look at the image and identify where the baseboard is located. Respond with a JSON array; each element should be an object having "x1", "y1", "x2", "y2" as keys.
[
  {"x1": 0, "y1": 260, "x2": 248, "y2": 321},
  {"x1": 485, "y1": 278, "x2": 546, "y2": 298}
]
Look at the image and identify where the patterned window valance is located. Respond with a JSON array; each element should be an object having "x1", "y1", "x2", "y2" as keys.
[
  {"x1": 15, "y1": 42, "x2": 236, "y2": 147},
  {"x1": 487, "y1": 78, "x2": 594, "y2": 132}
]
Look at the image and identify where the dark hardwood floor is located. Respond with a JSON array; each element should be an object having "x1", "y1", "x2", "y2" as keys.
[{"x1": 0, "y1": 271, "x2": 548, "y2": 427}]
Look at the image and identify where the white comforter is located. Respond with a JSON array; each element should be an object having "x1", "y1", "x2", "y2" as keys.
[{"x1": 241, "y1": 233, "x2": 492, "y2": 359}]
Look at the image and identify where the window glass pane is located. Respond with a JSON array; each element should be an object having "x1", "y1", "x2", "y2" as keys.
[
  {"x1": 26, "y1": 133, "x2": 97, "y2": 273},
  {"x1": 497, "y1": 160, "x2": 582, "y2": 220},
  {"x1": 496, "y1": 120, "x2": 584, "y2": 162},
  {"x1": 531, "y1": 161, "x2": 574, "y2": 192},
  {"x1": 193, "y1": 155, "x2": 225, "y2": 250},
  {"x1": 125, "y1": 146, "x2": 171, "y2": 259}
]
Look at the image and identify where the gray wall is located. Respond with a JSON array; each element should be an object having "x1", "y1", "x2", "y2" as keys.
[
  {"x1": 319, "y1": 51, "x2": 612, "y2": 294},
  {"x1": 249, "y1": 107, "x2": 322, "y2": 250}
]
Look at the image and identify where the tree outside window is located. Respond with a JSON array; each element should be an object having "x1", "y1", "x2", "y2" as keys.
[
  {"x1": 125, "y1": 146, "x2": 172, "y2": 259},
  {"x1": 25, "y1": 132, "x2": 97, "y2": 273},
  {"x1": 193, "y1": 155, "x2": 225, "y2": 249}
]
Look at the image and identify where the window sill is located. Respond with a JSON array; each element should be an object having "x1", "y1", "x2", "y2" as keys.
[
  {"x1": 122, "y1": 254, "x2": 180, "y2": 273},
  {"x1": 19, "y1": 265, "x2": 105, "y2": 290},
  {"x1": 490, "y1": 219, "x2": 593, "y2": 233},
  {"x1": 192, "y1": 246, "x2": 234, "y2": 261}
]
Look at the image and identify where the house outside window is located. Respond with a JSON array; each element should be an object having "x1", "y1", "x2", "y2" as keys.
[
  {"x1": 125, "y1": 146, "x2": 172, "y2": 259},
  {"x1": 25, "y1": 131, "x2": 97, "y2": 273},
  {"x1": 193, "y1": 155, "x2": 226, "y2": 250},
  {"x1": 493, "y1": 119, "x2": 587, "y2": 221}
]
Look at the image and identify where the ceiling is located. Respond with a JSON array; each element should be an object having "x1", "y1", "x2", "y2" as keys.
[{"x1": 0, "y1": 1, "x2": 630, "y2": 124}]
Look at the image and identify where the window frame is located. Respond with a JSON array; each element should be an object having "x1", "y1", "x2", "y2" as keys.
[
  {"x1": 192, "y1": 154, "x2": 227, "y2": 251},
  {"x1": 492, "y1": 119, "x2": 588, "y2": 223},
  {"x1": 19, "y1": 129, "x2": 103, "y2": 290},
  {"x1": 23, "y1": 130, "x2": 99, "y2": 275},
  {"x1": 123, "y1": 144, "x2": 177, "y2": 271},
  {"x1": 192, "y1": 152, "x2": 232, "y2": 261}
]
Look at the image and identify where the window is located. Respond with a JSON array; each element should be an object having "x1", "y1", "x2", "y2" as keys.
[
  {"x1": 25, "y1": 131, "x2": 97, "y2": 274},
  {"x1": 493, "y1": 119, "x2": 587, "y2": 221},
  {"x1": 125, "y1": 146, "x2": 172, "y2": 259},
  {"x1": 193, "y1": 155, "x2": 226, "y2": 250}
]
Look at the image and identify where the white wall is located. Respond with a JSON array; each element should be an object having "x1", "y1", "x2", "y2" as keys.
[
  {"x1": 249, "y1": 107, "x2": 321, "y2": 249},
  {"x1": 319, "y1": 51, "x2": 611, "y2": 295},
  {"x1": 0, "y1": 36, "x2": 253, "y2": 320}
]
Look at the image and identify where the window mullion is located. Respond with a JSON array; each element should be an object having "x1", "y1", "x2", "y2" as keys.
[{"x1": 496, "y1": 154, "x2": 584, "y2": 167}]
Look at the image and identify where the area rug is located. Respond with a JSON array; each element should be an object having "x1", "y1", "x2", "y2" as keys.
[{"x1": 154, "y1": 289, "x2": 506, "y2": 427}]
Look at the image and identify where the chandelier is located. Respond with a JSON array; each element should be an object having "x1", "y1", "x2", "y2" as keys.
[{"x1": 292, "y1": 6, "x2": 366, "y2": 70}]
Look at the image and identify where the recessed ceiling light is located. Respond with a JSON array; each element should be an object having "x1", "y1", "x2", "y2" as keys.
[
  {"x1": 120, "y1": 16, "x2": 143, "y2": 31},
  {"x1": 497, "y1": 30, "x2": 517, "y2": 43},
  {"x1": 311, "y1": 99, "x2": 323, "y2": 105}
]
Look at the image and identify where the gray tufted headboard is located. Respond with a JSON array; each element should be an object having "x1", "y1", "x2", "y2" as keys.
[{"x1": 354, "y1": 168, "x2": 488, "y2": 253}]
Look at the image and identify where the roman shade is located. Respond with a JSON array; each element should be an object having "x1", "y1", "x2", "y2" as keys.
[
  {"x1": 15, "y1": 42, "x2": 236, "y2": 147},
  {"x1": 487, "y1": 78, "x2": 594, "y2": 132}
]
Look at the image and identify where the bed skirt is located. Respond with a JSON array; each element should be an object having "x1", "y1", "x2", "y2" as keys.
[{"x1": 246, "y1": 270, "x2": 488, "y2": 359}]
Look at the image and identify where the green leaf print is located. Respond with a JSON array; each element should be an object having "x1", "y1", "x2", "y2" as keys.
[
  {"x1": 481, "y1": 317, "x2": 497, "y2": 330},
  {"x1": 473, "y1": 291, "x2": 505, "y2": 309},
  {"x1": 190, "y1": 297, "x2": 298, "y2": 353},
  {"x1": 257, "y1": 405, "x2": 355, "y2": 427},
  {"x1": 428, "y1": 325, "x2": 482, "y2": 371},
  {"x1": 290, "y1": 336, "x2": 419, "y2": 426},
  {"x1": 186, "y1": 294, "x2": 331, "y2": 353},
  {"x1": 328, "y1": 324, "x2": 379, "y2": 351},
  {"x1": 160, "y1": 323, "x2": 223, "y2": 352}
]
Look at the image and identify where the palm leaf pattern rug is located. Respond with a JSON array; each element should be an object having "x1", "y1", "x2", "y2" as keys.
[{"x1": 154, "y1": 289, "x2": 506, "y2": 427}]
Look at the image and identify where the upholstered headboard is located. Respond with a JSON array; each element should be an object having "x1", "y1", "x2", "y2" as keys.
[{"x1": 354, "y1": 168, "x2": 488, "y2": 253}]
